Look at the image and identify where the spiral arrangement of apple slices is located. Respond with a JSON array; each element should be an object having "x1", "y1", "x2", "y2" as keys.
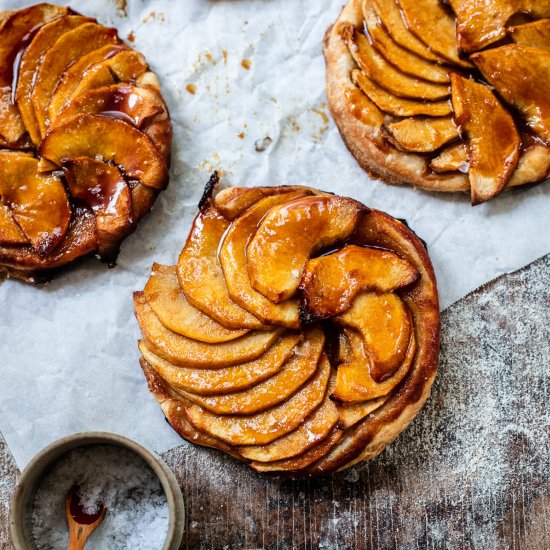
[
  {"x1": 324, "y1": 0, "x2": 550, "y2": 204},
  {"x1": 135, "y1": 176, "x2": 440, "y2": 477},
  {"x1": 0, "y1": 3, "x2": 171, "y2": 282}
]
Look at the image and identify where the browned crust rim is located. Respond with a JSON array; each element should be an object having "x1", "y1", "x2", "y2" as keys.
[
  {"x1": 306, "y1": 209, "x2": 440, "y2": 476},
  {"x1": 139, "y1": 185, "x2": 441, "y2": 478},
  {"x1": 323, "y1": 0, "x2": 469, "y2": 194},
  {"x1": 0, "y1": 5, "x2": 171, "y2": 282}
]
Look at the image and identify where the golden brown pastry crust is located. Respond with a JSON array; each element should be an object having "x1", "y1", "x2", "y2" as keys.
[
  {"x1": 324, "y1": 0, "x2": 550, "y2": 201},
  {"x1": 135, "y1": 182, "x2": 441, "y2": 478},
  {"x1": 0, "y1": 4, "x2": 171, "y2": 283},
  {"x1": 323, "y1": 0, "x2": 468, "y2": 193}
]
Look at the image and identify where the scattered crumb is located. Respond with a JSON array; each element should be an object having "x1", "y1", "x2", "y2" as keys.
[
  {"x1": 288, "y1": 116, "x2": 300, "y2": 133},
  {"x1": 255, "y1": 136, "x2": 272, "y2": 152},
  {"x1": 198, "y1": 153, "x2": 222, "y2": 173},
  {"x1": 126, "y1": 30, "x2": 135, "y2": 43},
  {"x1": 311, "y1": 104, "x2": 329, "y2": 125},
  {"x1": 205, "y1": 52, "x2": 216, "y2": 65},
  {"x1": 142, "y1": 11, "x2": 165, "y2": 24},
  {"x1": 222, "y1": 50, "x2": 228, "y2": 65},
  {"x1": 241, "y1": 59, "x2": 251, "y2": 70},
  {"x1": 237, "y1": 133, "x2": 245, "y2": 139},
  {"x1": 311, "y1": 108, "x2": 330, "y2": 142},
  {"x1": 113, "y1": 0, "x2": 127, "y2": 17},
  {"x1": 185, "y1": 84, "x2": 197, "y2": 95}
]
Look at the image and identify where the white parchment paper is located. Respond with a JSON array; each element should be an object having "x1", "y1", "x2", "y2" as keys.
[{"x1": 0, "y1": 0, "x2": 549, "y2": 468}]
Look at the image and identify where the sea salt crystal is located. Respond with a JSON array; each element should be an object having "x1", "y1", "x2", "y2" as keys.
[{"x1": 31, "y1": 445, "x2": 169, "y2": 549}]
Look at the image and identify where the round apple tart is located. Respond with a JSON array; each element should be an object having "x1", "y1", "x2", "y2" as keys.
[
  {"x1": 135, "y1": 175, "x2": 440, "y2": 477},
  {"x1": 325, "y1": 0, "x2": 550, "y2": 204},
  {"x1": 0, "y1": 3, "x2": 171, "y2": 282}
]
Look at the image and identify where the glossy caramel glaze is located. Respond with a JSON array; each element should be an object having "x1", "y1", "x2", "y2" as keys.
[
  {"x1": 135, "y1": 184, "x2": 441, "y2": 477},
  {"x1": 300, "y1": 244, "x2": 418, "y2": 319},
  {"x1": 326, "y1": 0, "x2": 550, "y2": 203},
  {"x1": 0, "y1": 3, "x2": 171, "y2": 281},
  {"x1": 246, "y1": 195, "x2": 367, "y2": 303}
]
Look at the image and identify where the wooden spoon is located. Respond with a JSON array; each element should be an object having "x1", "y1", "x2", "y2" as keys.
[{"x1": 65, "y1": 485, "x2": 107, "y2": 550}]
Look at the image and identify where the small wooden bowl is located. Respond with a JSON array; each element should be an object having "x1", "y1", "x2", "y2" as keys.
[{"x1": 9, "y1": 432, "x2": 185, "y2": 550}]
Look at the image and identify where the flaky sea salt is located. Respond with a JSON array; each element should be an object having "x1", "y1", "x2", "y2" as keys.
[{"x1": 31, "y1": 445, "x2": 169, "y2": 549}]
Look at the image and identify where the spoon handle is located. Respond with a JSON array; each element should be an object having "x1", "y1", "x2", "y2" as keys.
[{"x1": 67, "y1": 523, "x2": 93, "y2": 550}]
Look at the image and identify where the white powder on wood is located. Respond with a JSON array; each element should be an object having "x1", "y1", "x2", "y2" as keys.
[{"x1": 31, "y1": 445, "x2": 169, "y2": 549}]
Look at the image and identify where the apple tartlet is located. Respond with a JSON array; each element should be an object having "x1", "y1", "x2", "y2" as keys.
[
  {"x1": 0, "y1": 3, "x2": 171, "y2": 282},
  {"x1": 324, "y1": 0, "x2": 550, "y2": 204},
  {"x1": 135, "y1": 175, "x2": 440, "y2": 477}
]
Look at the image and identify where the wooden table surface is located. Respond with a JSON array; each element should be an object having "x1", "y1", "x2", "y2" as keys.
[{"x1": 1, "y1": 255, "x2": 549, "y2": 549}]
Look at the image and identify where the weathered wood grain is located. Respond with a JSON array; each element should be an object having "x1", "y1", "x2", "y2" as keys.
[{"x1": 1, "y1": 254, "x2": 549, "y2": 549}]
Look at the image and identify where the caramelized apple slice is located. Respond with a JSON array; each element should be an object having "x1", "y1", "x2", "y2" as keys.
[
  {"x1": 179, "y1": 326, "x2": 324, "y2": 415},
  {"x1": 456, "y1": 0, "x2": 550, "y2": 53},
  {"x1": 107, "y1": 49, "x2": 149, "y2": 81},
  {"x1": 509, "y1": 19, "x2": 550, "y2": 50},
  {"x1": 430, "y1": 142, "x2": 468, "y2": 173},
  {"x1": 45, "y1": 44, "x2": 128, "y2": 119},
  {"x1": 0, "y1": 206, "x2": 98, "y2": 279},
  {"x1": 250, "y1": 426, "x2": 343, "y2": 473},
  {"x1": 363, "y1": 0, "x2": 450, "y2": 84},
  {"x1": 177, "y1": 206, "x2": 266, "y2": 330},
  {"x1": 39, "y1": 115, "x2": 168, "y2": 190},
  {"x1": 336, "y1": 398, "x2": 387, "y2": 429},
  {"x1": 451, "y1": 74, "x2": 520, "y2": 204},
  {"x1": 239, "y1": 398, "x2": 339, "y2": 462},
  {"x1": 139, "y1": 333, "x2": 301, "y2": 396},
  {"x1": 140, "y1": 363, "x2": 237, "y2": 456},
  {"x1": 352, "y1": 70, "x2": 451, "y2": 117},
  {"x1": 333, "y1": 326, "x2": 415, "y2": 402},
  {"x1": 371, "y1": 0, "x2": 445, "y2": 62},
  {"x1": 160, "y1": 397, "x2": 236, "y2": 456},
  {"x1": 0, "y1": 154, "x2": 70, "y2": 255},
  {"x1": 63, "y1": 157, "x2": 135, "y2": 259},
  {"x1": 0, "y1": 201, "x2": 27, "y2": 245},
  {"x1": 397, "y1": 0, "x2": 473, "y2": 68},
  {"x1": 345, "y1": 75, "x2": 387, "y2": 126},
  {"x1": 54, "y1": 84, "x2": 169, "y2": 162},
  {"x1": 53, "y1": 84, "x2": 164, "y2": 130},
  {"x1": 0, "y1": 3, "x2": 68, "y2": 144},
  {"x1": 49, "y1": 49, "x2": 148, "y2": 123},
  {"x1": 31, "y1": 23, "x2": 120, "y2": 135},
  {"x1": 130, "y1": 183, "x2": 158, "y2": 222},
  {"x1": 15, "y1": 15, "x2": 92, "y2": 146},
  {"x1": 472, "y1": 45, "x2": 550, "y2": 144},
  {"x1": 247, "y1": 195, "x2": 366, "y2": 303},
  {"x1": 144, "y1": 264, "x2": 248, "y2": 343},
  {"x1": 335, "y1": 292, "x2": 411, "y2": 384},
  {"x1": 300, "y1": 245, "x2": 418, "y2": 319},
  {"x1": 67, "y1": 64, "x2": 116, "y2": 103},
  {"x1": 214, "y1": 185, "x2": 315, "y2": 221},
  {"x1": 219, "y1": 192, "x2": 306, "y2": 328},
  {"x1": 185, "y1": 355, "x2": 331, "y2": 445},
  {"x1": 344, "y1": 27, "x2": 450, "y2": 101},
  {"x1": 0, "y1": 90, "x2": 25, "y2": 145},
  {"x1": 382, "y1": 117, "x2": 459, "y2": 153},
  {"x1": 134, "y1": 292, "x2": 282, "y2": 368}
]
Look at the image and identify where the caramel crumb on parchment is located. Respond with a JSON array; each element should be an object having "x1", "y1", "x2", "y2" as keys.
[
  {"x1": 114, "y1": 0, "x2": 127, "y2": 17},
  {"x1": 142, "y1": 11, "x2": 165, "y2": 24},
  {"x1": 241, "y1": 59, "x2": 251, "y2": 70},
  {"x1": 186, "y1": 84, "x2": 197, "y2": 95}
]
